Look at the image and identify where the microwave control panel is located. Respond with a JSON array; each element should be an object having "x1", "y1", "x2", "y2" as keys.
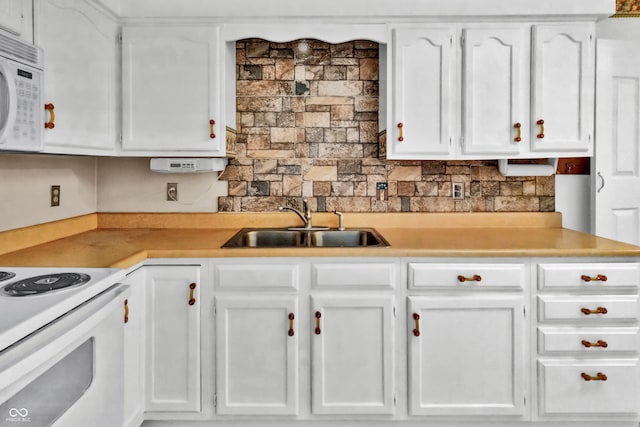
[{"x1": 12, "y1": 64, "x2": 43, "y2": 149}]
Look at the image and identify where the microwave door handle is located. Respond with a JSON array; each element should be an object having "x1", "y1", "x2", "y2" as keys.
[{"x1": 0, "y1": 61, "x2": 18, "y2": 145}]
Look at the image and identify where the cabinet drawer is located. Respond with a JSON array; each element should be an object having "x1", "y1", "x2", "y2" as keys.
[
  {"x1": 538, "y1": 295, "x2": 640, "y2": 322},
  {"x1": 215, "y1": 263, "x2": 299, "y2": 290},
  {"x1": 538, "y1": 263, "x2": 640, "y2": 290},
  {"x1": 311, "y1": 263, "x2": 395, "y2": 289},
  {"x1": 408, "y1": 263, "x2": 525, "y2": 290},
  {"x1": 538, "y1": 360, "x2": 640, "y2": 416},
  {"x1": 538, "y1": 327, "x2": 640, "y2": 354}
]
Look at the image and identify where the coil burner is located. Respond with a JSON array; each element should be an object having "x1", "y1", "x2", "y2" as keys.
[
  {"x1": 2, "y1": 273, "x2": 91, "y2": 297},
  {"x1": 0, "y1": 272, "x2": 16, "y2": 282}
]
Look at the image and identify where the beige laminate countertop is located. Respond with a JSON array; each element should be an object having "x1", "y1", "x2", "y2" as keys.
[{"x1": 1, "y1": 212, "x2": 639, "y2": 268}]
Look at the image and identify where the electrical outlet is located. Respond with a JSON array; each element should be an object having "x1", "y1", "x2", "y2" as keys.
[
  {"x1": 452, "y1": 182, "x2": 464, "y2": 200},
  {"x1": 376, "y1": 182, "x2": 388, "y2": 201},
  {"x1": 167, "y1": 183, "x2": 178, "y2": 201},
  {"x1": 50, "y1": 185, "x2": 60, "y2": 207}
]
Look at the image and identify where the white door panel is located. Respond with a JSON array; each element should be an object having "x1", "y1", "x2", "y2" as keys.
[{"x1": 594, "y1": 39, "x2": 640, "y2": 245}]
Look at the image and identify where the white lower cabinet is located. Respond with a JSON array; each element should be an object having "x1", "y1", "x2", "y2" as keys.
[
  {"x1": 134, "y1": 257, "x2": 640, "y2": 427},
  {"x1": 145, "y1": 265, "x2": 201, "y2": 414},
  {"x1": 120, "y1": 267, "x2": 147, "y2": 427},
  {"x1": 215, "y1": 295, "x2": 299, "y2": 415},
  {"x1": 539, "y1": 359, "x2": 640, "y2": 416},
  {"x1": 408, "y1": 295, "x2": 526, "y2": 416},
  {"x1": 311, "y1": 295, "x2": 395, "y2": 414},
  {"x1": 536, "y1": 262, "x2": 640, "y2": 421}
]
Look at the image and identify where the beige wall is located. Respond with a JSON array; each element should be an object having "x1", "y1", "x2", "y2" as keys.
[
  {"x1": 0, "y1": 155, "x2": 228, "y2": 232},
  {"x1": 97, "y1": 157, "x2": 227, "y2": 213},
  {"x1": 0, "y1": 154, "x2": 97, "y2": 232}
]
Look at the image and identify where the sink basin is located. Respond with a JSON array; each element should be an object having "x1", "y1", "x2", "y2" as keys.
[
  {"x1": 225, "y1": 229, "x2": 303, "y2": 248},
  {"x1": 221, "y1": 228, "x2": 389, "y2": 248},
  {"x1": 309, "y1": 230, "x2": 386, "y2": 247}
]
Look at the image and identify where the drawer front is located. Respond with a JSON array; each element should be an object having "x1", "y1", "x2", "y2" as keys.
[
  {"x1": 539, "y1": 360, "x2": 640, "y2": 416},
  {"x1": 215, "y1": 263, "x2": 299, "y2": 290},
  {"x1": 408, "y1": 263, "x2": 525, "y2": 289},
  {"x1": 311, "y1": 263, "x2": 396, "y2": 289},
  {"x1": 538, "y1": 327, "x2": 640, "y2": 354},
  {"x1": 538, "y1": 263, "x2": 640, "y2": 290},
  {"x1": 538, "y1": 295, "x2": 640, "y2": 322}
]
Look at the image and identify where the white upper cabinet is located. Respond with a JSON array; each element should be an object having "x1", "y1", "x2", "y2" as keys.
[
  {"x1": 121, "y1": 25, "x2": 225, "y2": 155},
  {"x1": 530, "y1": 24, "x2": 594, "y2": 155},
  {"x1": 390, "y1": 27, "x2": 456, "y2": 159},
  {"x1": 388, "y1": 22, "x2": 594, "y2": 160},
  {"x1": 462, "y1": 26, "x2": 528, "y2": 156},
  {"x1": 35, "y1": 0, "x2": 118, "y2": 155},
  {"x1": 0, "y1": 0, "x2": 30, "y2": 41}
]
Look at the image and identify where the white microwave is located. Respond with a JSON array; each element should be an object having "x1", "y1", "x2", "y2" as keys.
[{"x1": 0, "y1": 30, "x2": 44, "y2": 152}]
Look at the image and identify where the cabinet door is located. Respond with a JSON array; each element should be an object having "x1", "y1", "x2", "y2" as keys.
[
  {"x1": 120, "y1": 268, "x2": 147, "y2": 427},
  {"x1": 311, "y1": 295, "x2": 395, "y2": 414},
  {"x1": 531, "y1": 24, "x2": 593, "y2": 154},
  {"x1": 215, "y1": 296, "x2": 299, "y2": 415},
  {"x1": 408, "y1": 295, "x2": 525, "y2": 416},
  {"x1": 462, "y1": 27, "x2": 527, "y2": 156},
  {"x1": 122, "y1": 25, "x2": 223, "y2": 154},
  {"x1": 145, "y1": 266, "x2": 201, "y2": 413},
  {"x1": 0, "y1": 0, "x2": 27, "y2": 38},
  {"x1": 390, "y1": 27, "x2": 455, "y2": 159},
  {"x1": 539, "y1": 360, "x2": 640, "y2": 416},
  {"x1": 35, "y1": 0, "x2": 118, "y2": 154}
]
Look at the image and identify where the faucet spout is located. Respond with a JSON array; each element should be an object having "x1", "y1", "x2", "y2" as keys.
[{"x1": 278, "y1": 199, "x2": 312, "y2": 228}]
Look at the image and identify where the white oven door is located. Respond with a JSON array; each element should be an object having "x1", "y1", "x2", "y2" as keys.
[
  {"x1": 0, "y1": 284, "x2": 129, "y2": 427},
  {"x1": 0, "y1": 59, "x2": 17, "y2": 147}
]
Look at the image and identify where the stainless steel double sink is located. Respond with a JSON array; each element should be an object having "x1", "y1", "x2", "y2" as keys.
[{"x1": 222, "y1": 228, "x2": 389, "y2": 248}]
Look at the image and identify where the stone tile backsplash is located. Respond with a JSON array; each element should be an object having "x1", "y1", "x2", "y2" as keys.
[{"x1": 218, "y1": 39, "x2": 554, "y2": 213}]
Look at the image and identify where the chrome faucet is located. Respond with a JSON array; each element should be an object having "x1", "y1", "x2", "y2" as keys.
[{"x1": 279, "y1": 199, "x2": 313, "y2": 229}]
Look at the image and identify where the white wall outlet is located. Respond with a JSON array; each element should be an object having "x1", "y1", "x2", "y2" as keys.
[
  {"x1": 51, "y1": 185, "x2": 60, "y2": 207},
  {"x1": 167, "y1": 183, "x2": 178, "y2": 201},
  {"x1": 452, "y1": 182, "x2": 464, "y2": 200}
]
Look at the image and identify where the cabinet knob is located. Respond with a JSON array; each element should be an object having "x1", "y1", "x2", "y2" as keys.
[
  {"x1": 581, "y1": 339, "x2": 608, "y2": 348},
  {"x1": 315, "y1": 311, "x2": 322, "y2": 335},
  {"x1": 412, "y1": 313, "x2": 420, "y2": 337},
  {"x1": 581, "y1": 306, "x2": 608, "y2": 315},
  {"x1": 581, "y1": 372, "x2": 607, "y2": 381},
  {"x1": 397, "y1": 122, "x2": 404, "y2": 142},
  {"x1": 536, "y1": 119, "x2": 545, "y2": 139},
  {"x1": 209, "y1": 119, "x2": 216, "y2": 139},
  {"x1": 457, "y1": 274, "x2": 482, "y2": 283},
  {"x1": 188, "y1": 282, "x2": 197, "y2": 306},
  {"x1": 581, "y1": 274, "x2": 608, "y2": 282},
  {"x1": 288, "y1": 313, "x2": 295, "y2": 337},
  {"x1": 44, "y1": 103, "x2": 55, "y2": 129},
  {"x1": 513, "y1": 122, "x2": 521, "y2": 142}
]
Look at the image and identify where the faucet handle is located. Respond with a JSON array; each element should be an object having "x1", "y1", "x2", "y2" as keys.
[{"x1": 334, "y1": 211, "x2": 344, "y2": 231}]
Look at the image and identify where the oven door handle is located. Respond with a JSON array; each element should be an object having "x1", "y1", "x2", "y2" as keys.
[{"x1": 0, "y1": 284, "x2": 130, "y2": 400}]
